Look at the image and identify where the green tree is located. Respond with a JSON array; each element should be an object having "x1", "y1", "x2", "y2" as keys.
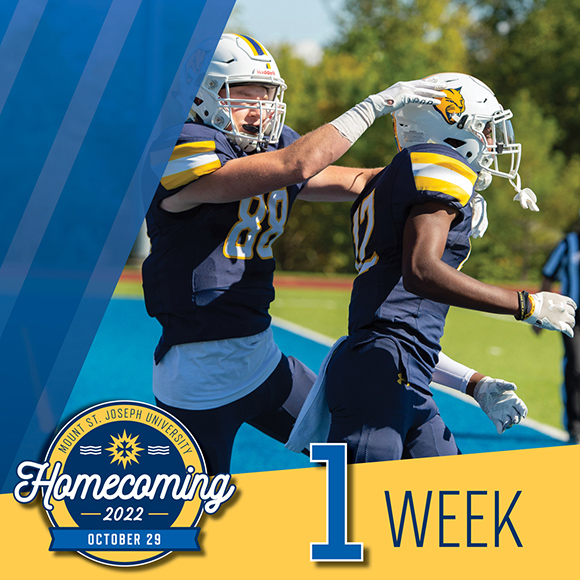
[
  {"x1": 335, "y1": 0, "x2": 471, "y2": 71},
  {"x1": 237, "y1": 1, "x2": 580, "y2": 280},
  {"x1": 471, "y1": 0, "x2": 580, "y2": 157}
]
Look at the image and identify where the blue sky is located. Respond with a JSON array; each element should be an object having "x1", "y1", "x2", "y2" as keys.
[{"x1": 226, "y1": 0, "x2": 345, "y2": 64}]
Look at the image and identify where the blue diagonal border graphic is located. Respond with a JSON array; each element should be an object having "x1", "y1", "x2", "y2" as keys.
[
  {"x1": 0, "y1": 0, "x2": 236, "y2": 493},
  {"x1": 0, "y1": 0, "x2": 49, "y2": 115},
  {"x1": 0, "y1": 0, "x2": 142, "y2": 337}
]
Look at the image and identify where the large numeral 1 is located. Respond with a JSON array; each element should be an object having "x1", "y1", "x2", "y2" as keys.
[{"x1": 310, "y1": 443, "x2": 364, "y2": 562}]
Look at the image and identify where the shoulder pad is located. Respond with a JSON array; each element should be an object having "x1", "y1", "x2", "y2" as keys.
[
  {"x1": 407, "y1": 144, "x2": 477, "y2": 206},
  {"x1": 160, "y1": 122, "x2": 226, "y2": 191}
]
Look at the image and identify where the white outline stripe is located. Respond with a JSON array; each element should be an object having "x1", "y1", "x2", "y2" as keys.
[
  {"x1": 412, "y1": 162, "x2": 475, "y2": 196},
  {"x1": 162, "y1": 151, "x2": 219, "y2": 177}
]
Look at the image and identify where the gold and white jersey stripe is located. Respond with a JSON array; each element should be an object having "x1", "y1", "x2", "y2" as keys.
[
  {"x1": 160, "y1": 141, "x2": 221, "y2": 190},
  {"x1": 410, "y1": 151, "x2": 477, "y2": 207}
]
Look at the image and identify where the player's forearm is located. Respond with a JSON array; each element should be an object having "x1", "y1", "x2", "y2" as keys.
[
  {"x1": 403, "y1": 201, "x2": 520, "y2": 316},
  {"x1": 298, "y1": 166, "x2": 381, "y2": 202},
  {"x1": 286, "y1": 124, "x2": 353, "y2": 181},
  {"x1": 403, "y1": 258, "x2": 520, "y2": 316},
  {"x1": 432, "y1": 351, "x2": 477, "y2": 393},
  {"x1": 431, "y1": 353, "x2": 488, "y2": 398}
]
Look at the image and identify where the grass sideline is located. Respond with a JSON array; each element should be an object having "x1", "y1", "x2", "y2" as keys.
[{"x1": 115, "y1": 268, "x2": 567, "y2": 431}]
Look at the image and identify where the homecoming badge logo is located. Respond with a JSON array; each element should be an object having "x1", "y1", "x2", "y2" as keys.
[{"x1": 13, "y1": 400, "x2": 236, "y2": 567}]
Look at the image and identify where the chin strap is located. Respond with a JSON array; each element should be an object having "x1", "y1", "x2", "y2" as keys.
[{"x1": 509, "y1": 173, "x2": 540, "y2": 212}]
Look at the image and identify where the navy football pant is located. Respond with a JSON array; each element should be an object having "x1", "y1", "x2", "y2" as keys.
[
  {"x1": 325, "y1": 340, "x2": 459, "y2": 463},
  {"x1": 155, "y1": 354, "x2": 315, "y2": 475}
]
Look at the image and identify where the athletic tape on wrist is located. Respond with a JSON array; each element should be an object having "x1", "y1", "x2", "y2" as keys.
[{"x1": 328, "y1": 98, "x2": 378, "y2": 144}]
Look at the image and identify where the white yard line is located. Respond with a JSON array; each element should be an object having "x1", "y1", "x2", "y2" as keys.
[{"x1": 271, "y1": 316, "x2": 336, "y2": 347}]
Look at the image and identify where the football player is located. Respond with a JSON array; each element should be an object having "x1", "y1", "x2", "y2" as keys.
[
  {"x1": 293, "y1": 72, "x2": 576, "y2": 462},
  {"x1": 142, "y1": 33, "x2": 447, "y2": 474},
  {"x1": 142, "y1": 35, "x2": 515, "y2": 473}
]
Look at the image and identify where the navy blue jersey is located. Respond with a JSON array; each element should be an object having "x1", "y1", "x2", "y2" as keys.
[
  {"x1": 143, "y1": 121, "x2": 306, "y2": 362},
  {"x1": 347, "y1": 143, "x2": 477, "y2": 388}
]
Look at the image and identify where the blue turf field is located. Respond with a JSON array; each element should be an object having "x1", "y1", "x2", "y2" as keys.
[{"x1": 62, "y1": 298, "x2": 568, "y2": 473}]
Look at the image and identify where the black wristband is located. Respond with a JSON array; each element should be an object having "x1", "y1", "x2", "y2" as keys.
[
  {"x1": 515, "y1": 291, "x2": 532, "y2": 320},
  {"x1": 523, "y1": 292, "x2": 534, "y2": 320}
]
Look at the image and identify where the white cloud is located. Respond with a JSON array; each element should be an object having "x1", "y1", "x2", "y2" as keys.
[{"x1": 293, "y1": 39, "x2": 324, "y2": 66}]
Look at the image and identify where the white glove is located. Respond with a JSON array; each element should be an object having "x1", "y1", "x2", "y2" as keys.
[
  {"x1": 367, "y1": 78, "x2": 447, "y2": 117},
  {"x1": 473, "y1": 377, "x2": 528, "y2": 435},
  {"x1": 470, "y1": 193, "x2": 488, "y2": 239},
  {"x1": 522, "y1": 291, "x2": 577, "y2": 338},
  {"x1": 329, "y1": 78, "x2": 446, "y2": 143}
]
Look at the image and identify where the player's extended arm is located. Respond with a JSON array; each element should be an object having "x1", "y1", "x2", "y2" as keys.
[
  {"x1": 297, "y1": 165, "x2": 382, "y2": 202},
  {"x1": 433, "y1": 352, "x2": 528, "y2": 434},
  {"x1": 162, "y1": 79, "x2": 446, "y2": 211},
  {"x1": 402, "y1": 201, "x2": 577, "y2": 336}
]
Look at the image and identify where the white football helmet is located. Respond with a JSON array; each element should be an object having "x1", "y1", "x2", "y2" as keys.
[
  {"x1": 393, "y1": 72, "x2": 522, "y2": 192},
  {"x1": 190, "y1": 33, "x2": 287, "y2": 152}
]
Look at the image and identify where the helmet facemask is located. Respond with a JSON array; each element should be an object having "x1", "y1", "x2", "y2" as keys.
[
  {"x1": 212, "y1": 81, "x2": 286, "y2": 152},
  {"x1": 463, "y1": 110, "x2": 521, "y2": 182}
]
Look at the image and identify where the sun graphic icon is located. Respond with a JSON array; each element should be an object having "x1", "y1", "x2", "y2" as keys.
[{"x1": 106, "y1": 430, "x2": 144, "y2": 469}]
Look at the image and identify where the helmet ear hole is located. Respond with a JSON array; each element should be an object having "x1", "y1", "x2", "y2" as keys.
[{"x1": 444, "y1": 138, "x2": 466, "y2": 149}]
